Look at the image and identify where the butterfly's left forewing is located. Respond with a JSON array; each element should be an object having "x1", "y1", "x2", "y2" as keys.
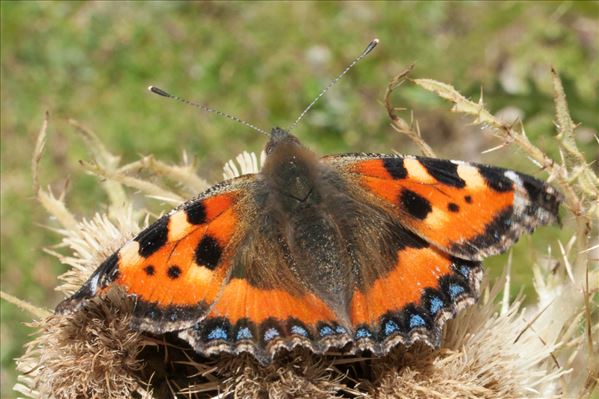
[
  {"x1": 56, "y1": 174, "x2": 259, "y2": 333},
  {"x1": 323, "y1": 153, "x2": 560, "y2": 261}
]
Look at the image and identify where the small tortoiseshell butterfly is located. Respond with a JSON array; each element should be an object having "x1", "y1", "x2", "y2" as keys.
[{"x1": 56, "y1": 39, "x2": 561, "y2": 364}]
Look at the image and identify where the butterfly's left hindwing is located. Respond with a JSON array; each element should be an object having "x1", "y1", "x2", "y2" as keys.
[
  {"x1": 56, "y1": 175, "x2": 258, "y2": 333},
  {"x1": 323, "y1": 154, "x2": 561, "y2": 261}
]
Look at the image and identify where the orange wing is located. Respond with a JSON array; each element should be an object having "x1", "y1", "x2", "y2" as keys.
[
  {"x1": 322, "y1": 153, "x2": 559, "y2": 354},
  {"x1": 178, "y1": 277, "x2": 349, "y2": 363},
  {"x1": 56, "y1": 175, "x2": 257, "y2": 333},
  {"x1": 324, "y1": 154, "x2": 561, "y2": 260},
  {"x1": 349, "y1": 243, "x2": 482, "y2": 354}
]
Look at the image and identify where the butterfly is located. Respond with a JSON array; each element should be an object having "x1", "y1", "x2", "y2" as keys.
[
  {"x1": 55, "y1": 39, "x2": 561, "y2": 364},
  {"x1": 56, "y1": 124, "x2": 560, "y2": 363}
]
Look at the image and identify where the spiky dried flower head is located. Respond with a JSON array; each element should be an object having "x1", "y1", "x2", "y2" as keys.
[
  {"x1": 15, "y1": 296, "x2": 149, "y2": 399},
  {"x1": 6, "y1": 70, "x2": 597, "y2": 398}
]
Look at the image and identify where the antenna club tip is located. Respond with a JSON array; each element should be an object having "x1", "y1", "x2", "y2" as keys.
[
  {"x1": 372, "y1": 38, "x2": 380, "y2": 44},
  {"x1": 148, "y1": 86, "x2": 170, "y2": 97}
]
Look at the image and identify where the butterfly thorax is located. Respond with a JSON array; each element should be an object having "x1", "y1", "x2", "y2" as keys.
[
  {"x1": 255, "y1": 128, "x2": 354, "y2": 316},
  {"x1": 262, "y1": 128, "x2": 320, "y2": 210}
]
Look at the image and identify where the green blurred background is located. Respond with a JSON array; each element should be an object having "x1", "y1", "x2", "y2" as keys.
[{"x1": 1, "y1": 2, "x2": 597, "y2": 397}]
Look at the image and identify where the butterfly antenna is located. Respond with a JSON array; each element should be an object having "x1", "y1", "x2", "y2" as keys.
[
  {"x1": 148, "y1": 86, "x2": 269, "y2": 136},
  {"x1": 287, "y1": 37, "x2": 379, "y2": 132}
]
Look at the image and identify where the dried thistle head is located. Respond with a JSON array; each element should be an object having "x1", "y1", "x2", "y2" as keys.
[
  {"x1": 15, "y1": 296, "x2": 149, "y2": 399},
  {"x1": 7, "y1": 70, "x2": 597, "y2": 398}
]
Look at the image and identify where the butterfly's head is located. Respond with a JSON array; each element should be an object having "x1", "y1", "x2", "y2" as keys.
[
  {"x1": 261, "y1": 127, "x2": 320, "y2": 207},
  {"x1": 264, "y1": 127, "x2": 302, "y2": 155}
]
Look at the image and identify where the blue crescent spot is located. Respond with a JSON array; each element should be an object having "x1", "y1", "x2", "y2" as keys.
[
  {"x1": 263, "y1": 327, "x2": 280, "y2": 342},
  {"x1": 290, "y1": 325, "x2": 308, "y2": 337},
  {"x1": 448, "y1": 283, "x2": 465, "y2": 299},
  {"x1": 335, "y1": 326, "x2": 347, "y2": 334},
  {"x1": 409, "y1": 314, "x2": 426, "y2": 329},
  {"x1": 459, "y1": 265, "x2": 470, "y2": 278},
  {"x1": 236, "y1": 327, "x2": 252, "y2": 341},
  {"x1": 429, "y1": 296, "x2": 444, "y2": 314},
  {"x1": 207, "y1": 326, "x2": 228, "y2": 341},
  {"x1": 319, "y1": 325, "x2": 335, "y2": 337},
  {"x1": 384, "y1": 320, "x2": 400, "y2": 336},
  {"x1": 355, "y1": 328, "x2": 372, "y2": 339}
]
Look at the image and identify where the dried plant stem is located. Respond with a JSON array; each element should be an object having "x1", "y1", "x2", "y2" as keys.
[
  {"x1": 549, "y1": 69, "x2": 597, "y2": 396},
  {"x1": 32, "y1": 113, "x2": 79, "y2": 231},
  {"x1": 384, "y1": 65, "x2": 436, "y2": 157},
  {"x1": 69, "y1": 119, "x2": 128, "y2": 207},
  {"x1": 117, "y1": 155, "x2": 209, "y2": 196},
  {"x1": 551, "y1": 69, "x2": 598, "y2": 195},
  {"x1": 0, "y1": 291, "x2": 50, "y2": 319},
  {"x1": 80, "y1": 160, "x2": 184, "y2": 205},
  {"x1": 31, "y1": 112, "x2": 48, "y2": 195}
]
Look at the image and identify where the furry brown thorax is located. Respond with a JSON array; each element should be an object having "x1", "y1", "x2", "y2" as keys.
[{"x1": 262, "y1": 127, "x2": 318, "y2": 206}]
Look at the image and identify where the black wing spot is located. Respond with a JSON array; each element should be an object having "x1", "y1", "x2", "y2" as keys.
[
  {"x1": 167, "y1": 265, "x2": 181, "y2": 279},
  {"x1": 135, "y1": 217, "x2": 169, "y2": 258},
  {"x1": 195, "y1": 235, "x2": 222, "y2": 270},
  {"x1": 478, "y1": 166, "x2": 514, "y2": 192},
  {"x1": 401, "y1": 189, "x2": 432, "y2": 220},
  {"x1": 419, "y1": 158, "x2": 465, "y2": 188},
  {"x1": 464, "y1": 195, "x2": 473, "y2": 203},
  {"x1": 185, "y1": 201, "x2": 207, "y2": 225},
  {"x1": 447, "y1": 202, "x2": 460, "y2": 212},
  {"x1": 144, "y1": 265, "x2": 155, "y2": 276},
  {"x1": 382, "y1": 158, "x2": 407, "y2": 179}
]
